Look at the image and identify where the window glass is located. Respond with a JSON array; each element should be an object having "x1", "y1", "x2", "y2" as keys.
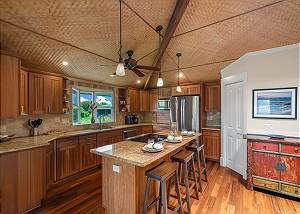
[{"x1": 80, "y1": 91, "x2": 93, "y2": 124}]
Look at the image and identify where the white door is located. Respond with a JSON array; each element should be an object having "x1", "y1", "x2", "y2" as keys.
[{"x1": 225, "y1": 81, "x2": 247, "y2": 178}]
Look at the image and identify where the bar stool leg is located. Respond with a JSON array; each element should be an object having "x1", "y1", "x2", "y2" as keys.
[
  {"x1": 143, "y1": 177, "x2": 151, "y2": 214},
  {"x1": 161, "y1": 180, "x2": 168, "y2": 214},
  {"x1": 183, "y1": 163, "x2": 191, "y2": 213},
  {"x1": 195, "y1": 151, "x2": 203, "y2": 192},
  {"x1": 191, "y1": 158, "x2": 199, "y2": 199},
  {"x1": 201, "y1": 149, "x2": 208, "y2": 182},
  {"x1": 174, "y1": 171, "x2": 183, "y2": 214}
]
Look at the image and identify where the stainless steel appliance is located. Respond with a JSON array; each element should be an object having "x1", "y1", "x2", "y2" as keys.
[
  {"x1": 157, "y1": 99, "x2": 170, "y2": 110},
  {"x1": 123, "y1": 128, "x2": 138, "y2": 139},
  {"x1": 170, "y1": 95, "x2": 200, "y2": 132}
]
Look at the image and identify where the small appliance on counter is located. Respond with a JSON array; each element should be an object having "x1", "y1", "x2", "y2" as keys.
[
  {"x1": 28, "y1": 118, "x2": 43, "y2": 136},
  {"x1": 125, "y1": 114, "x2": 139, "y2": 124}
]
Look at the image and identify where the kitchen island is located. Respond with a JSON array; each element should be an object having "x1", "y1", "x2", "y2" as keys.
[{"x1": 91, "y1": 131, "x2": 201, "y2": 214}]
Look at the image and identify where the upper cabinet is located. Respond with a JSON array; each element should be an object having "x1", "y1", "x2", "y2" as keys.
[
  {"x1": 20, "y1": 69, "x2": 29, "y2": 115},
  {"x1": 158, "y1": 87, "x2": 172, "y2": 99},
  {"x1": 0, "y1": 54, "x2": 20, "y2": 118},
  {"x1": 29, "y1": 72, "x2": 63, "y2": 115},
  {"x1": 172, "y1": 84, "x2": 201, "y2": 96},
  {"x1": 150, "y1": 89, "x2": 159, "y2": 111},
  {"x1": 205, "y1": 82, "x2": 220, "y2": 112},
  {"x1": 127, "y1": 88, "x2": 139, "y2": 112},
  {"x1": 139, "y1": 90, "x2": 150, "y2": 112}
]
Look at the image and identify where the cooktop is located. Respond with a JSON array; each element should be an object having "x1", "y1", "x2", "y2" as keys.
[{"x1": 128, "y1": 133, "x2": 167, "y2": 143}]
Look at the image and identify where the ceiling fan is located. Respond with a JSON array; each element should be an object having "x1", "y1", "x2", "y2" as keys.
[{"x1": 124, "y1": 50, "x2": 160, "y2": 77}]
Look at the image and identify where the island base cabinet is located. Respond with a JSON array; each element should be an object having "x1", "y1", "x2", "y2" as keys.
[{"x1": 0, "y1": 147, "x2": 45, "y2": 214}]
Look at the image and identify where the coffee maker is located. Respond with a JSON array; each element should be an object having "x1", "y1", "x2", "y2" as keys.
[{"x1": 125, "y1": 114, "x2": 139, "y2": 124}]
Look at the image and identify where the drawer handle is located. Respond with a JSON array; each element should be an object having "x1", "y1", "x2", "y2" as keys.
[
  {"x1": 294, "y1": 148, "x2": 299, "y2": 153},
  {"x1": 263, "y1": 183, "x2": 267, "y2": 187}
]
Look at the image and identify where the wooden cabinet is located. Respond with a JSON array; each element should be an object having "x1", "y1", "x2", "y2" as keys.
[
  {"x1": 0, "y1": 54, "x2": 20, "y2": 118},
  {"x1": 97, "y1": 130, "x2": 123, "y2": 147},
  {"x1": 56, "y1": 137, "x2": 80, "y2": 180},
  {"x1": 150, "y1": 89, "x2": 159, "y2": 111},
  {"x1": 248, "y1": 139, "x2": 300, "y2": 198},
  {"x1": 128, "y1": 88, "x2": 139, "y2": 112},
  {"x1": 0, "y1": 147, "x2": 45, "y2": 213},
  {"x1": 158, "y1": 87, "x2": 171, "y2": 99},
  {"x1": 140, "y1": 125, "x2": 153, "y2": 134},
  {"x1": 79, "y1": 134, "x2": 98, "y2": 171},
  {"x1": 46, "y1": 141, "x2": 55, "y2": 189},
  {"x1": 29, "y1": 73, "x2": 63, "y2": 115},
  {"x1": 205, "y1": 82, "x2": 220, "y2": 112},
  {"x1": 139, "y1": 90, "x2": 150, "y2": 112},
  {"x1": 172, "y1": 84, "x2": 201, "y2": 96},
  {"x1": 202, "y1": 129, "x2": 220, "y2": 161},
  {"x1": 44, "y1": 75, "x2": 63, "y2": 114},
  {"x1": 20, "y1": 69, "x2": 29, "y2": 115}
]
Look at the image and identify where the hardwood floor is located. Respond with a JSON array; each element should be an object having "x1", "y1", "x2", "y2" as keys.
[{"x1": 32, "y1": 161, "x2": 299, "y2": 214}]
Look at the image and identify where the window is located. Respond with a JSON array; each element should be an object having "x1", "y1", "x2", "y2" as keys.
[{"x1": 72, "y1": 87, "x2": 114, "y2": 124}]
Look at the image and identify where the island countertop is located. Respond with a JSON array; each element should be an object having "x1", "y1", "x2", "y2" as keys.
[{"x1": 91, "y1": 131, "x2": 201, "y2": 167}]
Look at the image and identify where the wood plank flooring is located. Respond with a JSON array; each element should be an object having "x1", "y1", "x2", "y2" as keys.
[{"x1": 32, "y1": 161, "x2": 299, "y2": 214}]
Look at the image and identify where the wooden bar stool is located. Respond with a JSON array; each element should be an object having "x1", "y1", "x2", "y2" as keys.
[
  {"x1": 143, "y1": 162, "x2": 183, "y2": 214},
  {"x1": 170, "y1": 150, "x2": 199, "y2": 213},
  {"x1": 186, "y1": 140, "x2": 208, "y2": 192}
]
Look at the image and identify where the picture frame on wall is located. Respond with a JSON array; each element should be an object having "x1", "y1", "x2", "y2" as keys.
[{"x1": 252, "y1": 87, "x2": 297, "y2": 119}]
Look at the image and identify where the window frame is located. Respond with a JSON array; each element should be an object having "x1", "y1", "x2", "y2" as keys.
[{"x1": 72, "y1": 87, "x2": 115, "y2": 125}]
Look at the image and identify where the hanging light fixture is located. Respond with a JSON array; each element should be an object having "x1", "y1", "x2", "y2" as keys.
[
  {"x1": 116, "y1": 0, "x2": 125, "y2": 76},
  {"x1": 156, "y1": 25, "x2": 164, "y2": 87},
  {"x1": 176, "y1": 53, "x2": 182, "y2": 92}
]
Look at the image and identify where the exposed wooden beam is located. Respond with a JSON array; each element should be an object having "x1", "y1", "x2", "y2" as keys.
[{"x1": 143, "y1": 0, "x2": 190, "y2": 89}]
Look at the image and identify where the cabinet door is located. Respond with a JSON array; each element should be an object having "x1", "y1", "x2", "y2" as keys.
[
  {"x1": 0, "y1": 54, "x2": 20, "y2": 117},
  {"x1": 128, "y1": 89, "x2": 139, "y2": 112},
  {"x1": 280, "y1": 156, "x2": 300, "y2": 185},
  {"x1": 150, "y1": 89, "x2": 159, "y2": 111},
  {"x1": 56, "y1": 137, "x2": 80, "y2": 180},
  {"x1": 44, "y1": 76, "x2": 63, "y2": 114},
  {"x1": 159, "y1": 87, "x2": 171, "y2": 99},
  {"x1": 29, "y1": 72, "x2": 46, "y2": 115},
  {"x1": 46, "y1": 141, "x2": 55, "y2": 187},
  {"x1": 139, "y1": 90, "x2": 150, "y2": 112},
  {"x1": 205, "y1": 84, "x2": 220, "y2": 112},
  {"x1": 203, "y1": 133, "x2": 220, "y2": 161},
  {"x1": 253, "y1": 152, "x2": 280, "y2": 180},
  {"x1": 141, "y1": 125, "x2": 153, "y2": 134},
  {"x1": 79, "y1": 134, "x2": 97, "y2": 171},
  {"x1": 20, "y1": 69, "x2": 29, "y2": 115}
]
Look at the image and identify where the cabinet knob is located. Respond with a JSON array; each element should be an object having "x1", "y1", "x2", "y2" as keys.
[
  {"x1": 295, "y1": 190, "x2": 299, "y2": 194},
  {"x1": 263, "y1": 145, "x2": 267, "y2": 149}
]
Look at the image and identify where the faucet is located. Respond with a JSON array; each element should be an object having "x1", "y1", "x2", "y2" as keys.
[{"x1": 99, "y1": 115, "x2": 105, "y2": 130}]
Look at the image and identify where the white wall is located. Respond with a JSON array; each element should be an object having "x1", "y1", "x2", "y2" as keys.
[{"x1": 221, "y1": 43, "x2": 300, "y2": 137}]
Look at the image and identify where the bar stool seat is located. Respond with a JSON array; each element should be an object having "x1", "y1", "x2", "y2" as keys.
[
  {"x1": 186, "y1": 139, "x2": 208, "y2": 192},
  {"x1": 170, "y1": 150, "x2": 199, "y2": 213},
  {"x1": 143, "y1": 162, "x2": 183, "y2": 214}
]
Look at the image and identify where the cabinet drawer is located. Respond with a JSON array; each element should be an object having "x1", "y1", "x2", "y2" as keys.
[
  {"x1": 202, "y1": 129, "x2": 220, "y2": 137},
  {"x1": 281, "y1": 184, "x2": 300, "y2": 196},
  {"x1": 253, "y1": 177, "x2": 279, "y2": 191},
  {"x1": 281, "y1": 144, "x2": 300, "y2": 155},
  {"x1": 252, "y1": 141, "x2": 278, "y2": 152}
]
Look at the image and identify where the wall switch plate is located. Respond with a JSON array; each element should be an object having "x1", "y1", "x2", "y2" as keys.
[{"x1": 113, "y1": 164, "x2": 121, "y2": 173}]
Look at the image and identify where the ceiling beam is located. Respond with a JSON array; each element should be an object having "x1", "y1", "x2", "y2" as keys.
[{"x1": 143, "y1": 0, "x2": 190, "y2": 89}]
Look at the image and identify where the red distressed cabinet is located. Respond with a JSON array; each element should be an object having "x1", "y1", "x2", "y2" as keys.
[{"x1": 247, "y1": 138, "x2": 300, "y2": 198}]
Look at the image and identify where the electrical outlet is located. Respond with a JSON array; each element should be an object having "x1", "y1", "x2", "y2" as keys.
[{"x1": 113, "y1": 164, "x2": 121, "y2": 173}]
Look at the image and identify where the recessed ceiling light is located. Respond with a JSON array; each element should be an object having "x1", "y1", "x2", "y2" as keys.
[
  {"x1": 137, "y1": 80, "x2": 141, "y2": 84},
  {"x1": 179, "y1": 72, "x2": 184, "y2": 78},
  {"x1": 62, "y1": 61, "x2": 69, "y2": 66}
]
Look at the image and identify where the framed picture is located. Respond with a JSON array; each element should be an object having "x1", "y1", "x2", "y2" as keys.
[{"x1": 252, "y1": 87, "x2": 297, "y2": 119}]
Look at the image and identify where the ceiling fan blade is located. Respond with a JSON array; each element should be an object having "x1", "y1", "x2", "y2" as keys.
[
  {"x1": 131, "y1": 68, "x2": 145, "y2": 77},
  {"x1": 136, "y1": 65, "x2": 160, "y2": 71}
]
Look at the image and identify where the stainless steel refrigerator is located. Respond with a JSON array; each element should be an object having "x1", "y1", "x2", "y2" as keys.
[{"x1": 170, "y1": 95, "x2": 200, "y2": 132}]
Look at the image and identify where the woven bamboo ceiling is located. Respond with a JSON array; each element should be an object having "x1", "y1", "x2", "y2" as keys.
[{"x1": 0, "y1": 0, "x2": 299, "y2": 88}]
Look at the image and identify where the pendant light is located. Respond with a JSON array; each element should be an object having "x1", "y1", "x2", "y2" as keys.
[
  {"x1": 156, "y1": 25, "x2": 164, "y2": 87},
  {"x1": 116, "y1": 0, "x2": 125, "y2": 76},
  {"x1": 176, "y1": 53, "x2": 182, "y2": 92}
]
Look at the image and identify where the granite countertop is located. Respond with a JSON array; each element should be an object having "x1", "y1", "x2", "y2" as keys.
[
  {"x1": 0, "y1": 123, "x2": 153, "y2": 155},
  {"x1": 245, "y1": 134, "x2": 300, "y2": 146},
  {"x1": 90, "y1": 131, "x2": 201, "y2": 167}
]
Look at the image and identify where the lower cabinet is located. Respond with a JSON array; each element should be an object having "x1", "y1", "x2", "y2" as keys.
[
  {"x1": 0, "y1": 147, "x2": 45, "y2": 214},
  {"x1": 202, "y1": 129, "x2": 220, "y2": 161},
  {"x1": 79, "y1": 134, "x2": 98, "y2": 171}
]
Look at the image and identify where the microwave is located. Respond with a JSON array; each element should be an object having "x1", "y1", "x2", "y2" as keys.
[{"x1": 157, "y1": 99, "x2": 170, "y2": 110}]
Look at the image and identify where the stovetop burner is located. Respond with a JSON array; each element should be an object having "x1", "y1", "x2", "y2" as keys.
[{"x1": 128, "y1": 133, "x2": 167, "y2": 143}]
